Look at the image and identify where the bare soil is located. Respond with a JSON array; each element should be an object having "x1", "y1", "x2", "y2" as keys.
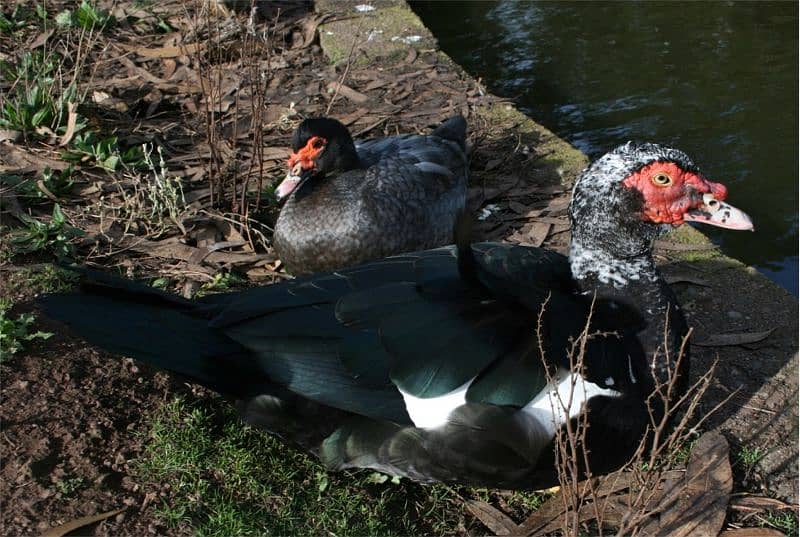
[{"x1": 1, "y1": 1, "x2": 797, "y2": 535}]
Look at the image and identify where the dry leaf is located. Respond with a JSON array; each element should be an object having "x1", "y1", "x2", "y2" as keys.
[
  {"x1": 28, "y1": 28, "x2": 54, "y2": 50},
  {"x1": 124, "y1": 42, "x2": 205, "y2": 59},
  {"x1": 464, "y1": 500, "x2": 521, "y2": 536},
  {"x1": 327, "y1": 82, "x2": 369, "y2": 104},
  {"x1": 718, "y1": 528, "x2": 788, "y2": 537},
  {"x1": 58, "y1": 102, "x2": 79, "y2": 146},
  {"x1": 694, "y1": 329, "x2": 775, "y2": 347},
  {"x1": 641, "y1": 431, "x2": 732, "y2": 537},
  {"x1": 41, "y1": 508, "x2": 125, "y2": 537}
]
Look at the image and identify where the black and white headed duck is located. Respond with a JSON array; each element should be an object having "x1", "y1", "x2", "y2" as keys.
[
  {"x1": 273, "y1": 116, "x2": 468, "y2": 274},
  {"x1": 41, "y1": 142, "x2": 752, "y2": 488}
]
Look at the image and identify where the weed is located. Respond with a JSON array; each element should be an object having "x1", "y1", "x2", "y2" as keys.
[
  {"x1": 62, "y1": 132, "x2": 144, "y2": 171},
  {"x1": 55, "y1": 1, "x2": 113, "y2": 31},
  {"x1": 136, "y1": 397, "x2": 463, "y2": 536},
  {"x1": 0, "y1": 299, "x2": 53, "y2": 361},
  {"x1": 0, "y1": 50, "x2": 85, "y2": 140},
  {"x1": 760, "y1": 510, "x2": 798, "y2": 537},
  {"x1": 6, "y1": 265, "x2": 78, "y2": 295},
  {"x1": 0, "y1": 4, "x2": 42, "y2": 34},
  {"x1": 195, "y1": 272, "x2": 245, "y2": 297},
  {"x1": 7, "y1": 204, "x2": 84, "y2": 260},
  {"x1": 0, "y1": 168, "x2": 75, "y2": 204},
  {"x1": 736, "y1": 446, "x2": 768, "y2": 478},
  {"x1": 54, "y1": 476, "x2": 85, "y2": 497}
]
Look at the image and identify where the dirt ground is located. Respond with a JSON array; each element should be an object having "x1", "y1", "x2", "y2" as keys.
[{"x1": 1, "y1": 1, "x2": 797, "y2": 535}]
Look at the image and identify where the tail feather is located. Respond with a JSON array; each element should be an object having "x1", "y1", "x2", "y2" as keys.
[{"x1": 38, "y1": 275, "x2": 258, "y2": 396}]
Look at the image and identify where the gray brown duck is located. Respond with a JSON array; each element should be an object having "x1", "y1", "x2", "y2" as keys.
[{"x1": 273, "y1": 116, "x2": 468, "y2": 274}]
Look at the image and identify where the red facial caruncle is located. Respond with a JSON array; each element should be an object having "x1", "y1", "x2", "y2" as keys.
[
  {"x1": 622, "y1": 161, "x2": 728, "y2": 226},
  {"x1": 287, "y1": 136, "x2": 327, "y2": 176}
]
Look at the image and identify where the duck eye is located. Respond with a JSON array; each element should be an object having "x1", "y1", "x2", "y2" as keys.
[
  {"x1": 312, "y1": 138, "x2": 325, "y2": 150},
  {"x1": 651, "y1": 172, "x2": 672, "y2": 187}
]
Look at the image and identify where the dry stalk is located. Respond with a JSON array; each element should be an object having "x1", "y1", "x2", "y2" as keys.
[
  {"x1": 539, "y1": 298, "x2": 729, "y2": 536},
  {"x1": 325, "y1": 14, "x2": 366, "y2": 115}
]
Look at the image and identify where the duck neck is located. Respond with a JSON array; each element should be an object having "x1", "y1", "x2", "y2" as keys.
[
  {"x1": 568, "y1": 228, "x2": 660, "y2": 291},
  {"x1": 569, "y1": 233, "x2": 688, "y2": 397}
]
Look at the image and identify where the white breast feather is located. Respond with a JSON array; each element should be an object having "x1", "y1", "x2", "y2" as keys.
[{"x1": 399, "y1": 373, "x2": 621, "y2": 434}]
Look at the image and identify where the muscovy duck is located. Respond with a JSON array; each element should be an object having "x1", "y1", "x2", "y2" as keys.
[
  {"x1": 40, "y1": 142, "x2": 752, "y2": 488},
  {"x1": 273, "y1": 116, "x2": 468, "y2": 274}
]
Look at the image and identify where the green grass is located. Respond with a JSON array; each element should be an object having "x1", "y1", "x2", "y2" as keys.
[
  {"x1": 1, "y1": 168, "x2": 75, "y2": 204},
  {"x1": 55, "y1": 476, "x2": 85, "y2": 498},
  {"x1": 0, "y1": 299, "x2": 53, "y2": 361},
  {"x1": 62, "y1": 132, "x2": 145, "y2": 171},
  {"x1": 6, "y1": 264, "x2": 78, "y2": 295},
  {"x1": 195, "y1": 272, "x2": 246, "y2": 297},
  {"x1": 136, "y1": 397, "x2": 466, "y2": 536},
  {"x1": 735, "y1": 446, "x2": 767, "y2": 474},
  {"x1": 55, "y1": 1, "x2": 114, "y2": 31},
  {"x1": 761, "y1": 510, "x2": 798, "y2": 537},
  {"x1": 5, "y1": 204, "x2": 84, "y2": 261}
]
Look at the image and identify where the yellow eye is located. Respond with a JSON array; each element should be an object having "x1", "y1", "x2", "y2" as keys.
[{"x1": 652, "y1": 172, "x2": 672, "y2": 187}]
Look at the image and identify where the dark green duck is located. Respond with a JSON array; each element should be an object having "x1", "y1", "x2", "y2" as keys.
[{"x1": 40, "y1": 142, "x2": 753, "y2": 488}]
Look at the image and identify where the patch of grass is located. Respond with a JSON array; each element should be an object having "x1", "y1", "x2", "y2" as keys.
[
  {"x1": 0, "y1": 299, "x2": 54, "y2": 361},
  {"x1": 62, "y1": 132, "x2": 144, "y2": 171},
  {"x1": 735, "y1": 446, "x2": 767, "y2": 474},
  {"x1": 6, "y1": 265, "x2": 78, "y2": 295},
  {"x1": 504, "y1": 490, "x2": 546, "y2": 512},
  {"x1": 761, "y1": 510, "x2": 798, "y2": 537},
  {"x1": 55, "y1": 0, "x2": 114, "y2": 31},
  {"x1": 1, "y1": 168, "x2": 75, "y2": 204},
  {"x1": 195, "y1": 272, "x2": 246, "y2": 297},
  {"x1": 0, "y1": 50, "x2": 85, "y2": 141},
  {"x1": 0, "y1": 4, "x2": 44, "y2": 34},
  {"x1": 6, "y1": 204, "x2": 84, "y2": 260},
  {"x1": 54, "y1": 476, "x2": 85, "y2": 497},
  {"x1": 136, "y1": 397, "x2": 464, "y2": 536}
]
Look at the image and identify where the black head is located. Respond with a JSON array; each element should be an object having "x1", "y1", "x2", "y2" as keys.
[{"x1": 276, "y1": 118, "x2": 361, "y2": 201}]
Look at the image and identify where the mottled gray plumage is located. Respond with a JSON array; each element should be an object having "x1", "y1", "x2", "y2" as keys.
[{"x1": 274, "y1": 116, "x2": 468, "y2": 274}]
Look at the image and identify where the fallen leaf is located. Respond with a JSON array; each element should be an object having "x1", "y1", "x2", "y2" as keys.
[
  {"x1": 123, "y1": 42, "x2": 205, "y2": 59},
  {"x1": 464, "y1": 500, "x2": 521, "y2": 536},
  {"x1": 41, "y1": 508, "x2": 125, "y2": 537},
  {"x1": 58, "y1": 102, "x2": 79, "y2": 146},
  {"x1": 729, "y1": 495, "x2": 797, "y2": 513},
  {"x1": 641, "y1": 431, "x2": 732, "y2": 537},
  {"x1": 327, "y1": 82, "x2": 369, "y2": 104},
  {"x1": 664, "y1": 274, "x2": 711, "y2": 287},
  {"x1": 718, "y1": 528, "x2": 788, "y2": 537},
  {"x1": 28, "y1": 28, "x2": 54, "y2": 50},
  {"x1": 693, "y1": 329, "x2": 775, "y2": 347}
]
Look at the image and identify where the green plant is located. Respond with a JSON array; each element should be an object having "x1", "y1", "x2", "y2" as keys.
[
  {"x1": 6, "y1": 265, "x2": 78, "y2": 295},
  {"x1": 0, "y1": 4, "x2": 42, "y2": 34},
  {"x1": 54, "y1": 476, "x2": 85, "y2": 497},
  {"x1": 62, "y1": 132, "x2": 144, "y2": 171},
  {"x1": 0, "y1": 168, "x2": 75, "y2": 203},
  {"x1": 0, "y1": 51, "x2": 85, "y2": 140},
  {"x1": 196, "y1": 272, "x2": 246, "y2": 297},
  {"x1": 136, "y1": 397, "x2": 463, "y2": 536},
  {"x1": 55, "y1": 1, "x2": 113, "y2": 30},
  {"x1": 761, "y1": 510, "x2": 798, "y2": 537},
  {"x1": 0, "y1": 299, "x2": 54, "y2": 361},
  {"x1": 7, "y1": 204, "x2": 84, "y2": 260},
  {"x1": 736, "y1": 446, "x2": 767, "y2": 467}
]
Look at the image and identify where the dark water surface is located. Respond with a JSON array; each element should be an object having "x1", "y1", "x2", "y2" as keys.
[{"x1": 413, "y1": 1, "x2": 798, "y2": 295}]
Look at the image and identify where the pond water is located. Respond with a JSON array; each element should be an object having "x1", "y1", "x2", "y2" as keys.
[{"x1": 413, "y1": 1, "x2": 798, "y2": 295}]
